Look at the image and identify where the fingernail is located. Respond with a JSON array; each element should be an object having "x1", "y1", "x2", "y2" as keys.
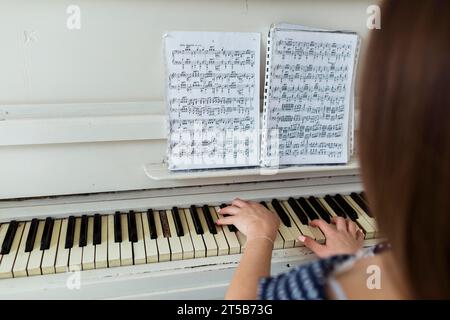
[{"x1": 298, "y1": 235, "x2": 306, "y2": 242}]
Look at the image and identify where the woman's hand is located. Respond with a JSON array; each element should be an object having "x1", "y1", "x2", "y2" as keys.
[
  {"x1": 216, "y1": 198, "x2": 280, "y2": 242},
  {"x1": 301, "y1": 216, "x2": 364, "y2": 258}
]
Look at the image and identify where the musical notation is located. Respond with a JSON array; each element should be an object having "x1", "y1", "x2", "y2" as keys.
[
  {"x1": 264, "y1": 29, "x2": 358, "y2": 166},
  {"x1": 164, "y1": 32, "x2": 260, "y2": 170}
]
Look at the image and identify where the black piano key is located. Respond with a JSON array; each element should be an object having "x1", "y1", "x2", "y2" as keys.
[
  {"x1": 25, "y1": 218, "x2": 39, "y2": 252},
  {"x1": 1, "y1": 221, "x2": 19, "y2": 254},
  {"x1": 114, "y1": 211, "x2": 122, "y2": 243},
  {"x1": 324, "y1": 195, "x2": 347, "y2": 218},
  {"x1": 333, "y1": 194, "x2": 358, "y2": 221},
  {"x1": 40, "y1": 217, "x2": 54, "y2": 250},
  {"x1": 220, "y1": 203, "x2": 237, "y2": 233},
  {"x1": 297, "y1": 197, "x2": 320, "y2": 221},
  {"x1": 93, "y1": 214, "x2": 102, "y2": 245},
  {"x1": 127, "y1": 211, "x2": 138, "y2": 242},
  {"x1": 147, "y1": 209, "x2": 157, "y2": 239},
  {"x1": 308, "y1": 197, "x2": 331, "y2": 223},
  {"x1": 287, "y1": 197, "x2": 309, "y2": 225},
  {"x1": 159, "y1": 211, "x2": 171, "y2": 238},
  {"x1": 202, "y1": 205, "x2": 217, "y2": 234},
  {"x1": 65, "y1": 216, "x2": 76, "y2": 249},
  {"x1": 172, "y1": 207, "x2": 184, "y2": 237},
  {"x1": 79, "y1": 215, "x2": 88, "y2": 247},
  {"x1": 189, "y1": 205, "x2": 204, "y2": 235},
  {"x1": 350, "y1": 192, "x2": 372, "y2": 217},
  {"x1": 271, "y1": 199, "x2": 291, "y2": 227}
]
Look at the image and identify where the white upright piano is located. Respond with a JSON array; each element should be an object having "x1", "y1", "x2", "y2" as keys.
[{"x1": 0, "y1": 0, "x2": 377, "y2": 299}]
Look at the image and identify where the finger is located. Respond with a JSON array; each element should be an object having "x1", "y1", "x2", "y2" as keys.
[
  {"x1": 218, "y1": 206, "x2": 240, "y2": 216},
  {"x1": 299, "y1": 235, "x2": 328, "y2": 258},
  {"x1": 231, "y1": 198, "x2": 249, "y2": 208},
  {"x1": 347, "y1": 219, "x2": 358, "y2": 236},
  {"x1": 331, "y1": 216, "x2": 347, "y2": 231},
  {"x1": 216, "y1": 216, "x2": 236, "y2": 226},
  {"x1": 356, "y1": 229, "x2": 365, "y2": 241},
  {"x1": 309, "y1": 219, "x2": 335, "y2": 236}
]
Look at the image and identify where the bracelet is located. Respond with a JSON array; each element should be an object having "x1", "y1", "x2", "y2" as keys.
[{"x1": 245, "y1": 236, "x2": 275, "y2": 246}]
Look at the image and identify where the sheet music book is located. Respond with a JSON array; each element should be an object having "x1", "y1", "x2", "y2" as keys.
[
  {"x1": 164, "y1": 31, "x2": 261, "y2": 171},
  {"x1": 261, "y1": 23, "x2": 359, "y2": 167}
]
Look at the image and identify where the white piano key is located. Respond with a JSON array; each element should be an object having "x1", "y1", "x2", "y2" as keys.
[
  {"x1": 68, "y1": 218, "x2": 82, "y2": 272},
  {"x1": 208, "y1": 207, "x2": 229, "y2": 256},
  {"x1": 94, "y1": 215, "x2": 108, "y2": 269},
  {"x1": 165, "y1": 210, "x2": 183, "y2": 261},
  {"x1": 213, "y1": 206, "x2": 241, "y2": 254},
  {"x1": 266, "y1": 202, "x2": 296, "y2": 248},
  {"x1": 281, "y1": 200, "x2": 316, "y2": 240},
  {"x1": 235, "y1": 231, "x2": 247, "y2": 251},
  {"x1": 26, "y1": 220, "x2": 45, "y2": 276},
  {"x1": 120, "y1": 213, "x2": 133, "y2": 266},
  {"x1": 277, "y1": 202, "x2": 304, "y2": 247},
  {"x1": 55, "y1": 219, "x2": 70, "y2": 273},
  {"x1": 107, "y1": 214, "x2": 121, "y2": 268},
  {"x1": 344, "y1": 195, "x2": 378, "y2": 237},
  {"x1": 197, "y1": 207, "x2": 218, "y2": 257},
  {"x1": 132, "y1": 213, "x2": 147, "y2": 265},
  {"x1": 12, "y1": 222, "x2": 31, "y2": 277},
  {"x1": 141, "y1": 212, "x2": 159, "y2": 263},
  {"x1": 183, "y1": 208, "x2": 206, "y2": 258},
  {"x1": 82, "y1": 217, "x2": 95, "y2": 270},
  {"x1": 41, "y1": 219, "x2": 62, "y2": 275},
  {"x1": 154, "y1": 211, "x2": 171, "y2": 262},
  {"x1": 0, "y1": 222, "x2": 25, "y2": 279},
  {"x1": 177, "y1": 209, "x2": 194, "y2": 260}
]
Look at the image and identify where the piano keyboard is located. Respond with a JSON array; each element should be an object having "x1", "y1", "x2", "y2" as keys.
[{"x1": 0, "y1": 192, "x2": 376, "y2": 279}]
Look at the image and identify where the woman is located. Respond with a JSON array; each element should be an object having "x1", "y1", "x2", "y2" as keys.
[{"x1": 216, "y1": 0, "x2": 450, "y2": 299}]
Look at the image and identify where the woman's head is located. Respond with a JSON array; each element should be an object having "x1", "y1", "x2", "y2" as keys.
[{"x1": 359, "y1": 0, "x2": 450, "y2": 298}]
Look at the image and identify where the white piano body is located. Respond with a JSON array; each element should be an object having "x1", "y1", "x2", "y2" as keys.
[{"x1": 0, "y1": 0, "x2": 375, "y2": 299}]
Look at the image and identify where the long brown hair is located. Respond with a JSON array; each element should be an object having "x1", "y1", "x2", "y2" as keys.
[{"x1": 359, "y1": 0, "x2": 450, "y2": 298}]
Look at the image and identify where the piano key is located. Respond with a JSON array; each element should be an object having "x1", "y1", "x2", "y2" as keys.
[
  {"x1": 277, "y1": 202, "x2": 304, "y2": 247},
  {"x1": 333, "y1": 194, "x2": 358, "y2": 221},
  {"x1": 94, "y1": 215, "x2": 108, "y2": 269},
  {"x1": 271, "y1": 199, "x2": 292, "y2": 227},
  {"x1": 287, "y1": 197, "x2": 309, "y2": 225},
  {"x1": 281, "y1": 200, "x2": 315, "y2": 240},
  {"x1": 220, "y1": 203, "x2": 237, "y2": 233},
  {"x1": 197, "y1": 207, "x2": 218, "y2": 256},
  {"x1": 350, "y1": 192, "x2": 369, "y2": 214},
  {"x1": 93, "y1": 213, "x2": 102, "y2": 245},
  {"x1": 146, "y1": 209, "x2": 157, "y2": 239},
  {"x1": 324, "y1": 195, "x2": 347, "y2": 218},
  {"x1": 68, "y1": 217, "x2": 82, "y2": 272},
  {"x1": 297, "y1": 197, "x2": 320, "y2": 221},
  {"x1": 132, "y1": 213, "x2": 147, "y2": 265},
  {"x1": 214, "y1": 206, "x2": 241, "y2": 254},
  {"x1": 27, "y1": 220, "x2": 46, "y2": 276},
  {"x1": 25, "y1": 218, "x2": 39, "y2": 253},
  {"x1": 0, "y1": 222, "x2": 25, "y2": 279},
  {"x1": 266, "y1": 202, "x2": 295, "y2": 248},
  {"x1": 189, "y1": 205, "x2": 204, "y2": 235},
  {"x1": 120, "y1": 213, "x2": 133, "y2": 266},
  {"x1": 81, "y1": 216, "x2": 95, "y2": 270},
  {"x1": 107, "y1": 214, "x2": 121, "y2": 268},
  {"x1": 261, "y1": 201, "x2": 290, "y2": 248},
  {"x1": 235, "y1": 231, "x2": 247, "y2": 251},
  {"x1": 343, "y1": 195, "x2": 377, "y2": 238},
  {"x1": 176, "y1": 209, "x2": 194, "y2": 259},
  {"x1": 55, "y1": 218, "x2": 70, "y2": 273},
  {"x1": 172, "y1": 207, "x2": 184, "y2": 237},
  {"x1": 165, "y1": 210, "x2": 183, "y2": 260},
  {"x1": 40, "y1": 217, "x2": 54, "y2": 251},
  {"x1": 0, "y1": 223, "x2": 10, "y2": 262},
  {"x1": 160, "y1": 211, "x2": 171, "y2": 238},
  {"x1": 1, "y1": 220, "x2": 18, "y2": 254},
  {"x1": 202, "y1": 205, "x2": 217, "y2": 234},
  {"x1": 308, "y1": 196, "x2": 331, "y2": 223},
  {"x1": 183, "y1": 208, "x2": 206, "y2": 258},
  {"x1": 207, "y1": 206, "x2": 229, "y2": 255},
  {"x1": 41, "y1": 219, "x2": 62, "y2": 275},
  {"x1": 12, "y1": 222, "x2": 32, "y2": 277},
  {"x1": 79, "y1": 215, "x2": 88, "y2": 247},
  {"x1": 114, "y1": 211, "x2": 122, "y2": 243},
  {"x1": 65, "y1": 215, "x2": 76, "y2": 249},
  {"x1": 154, "y1": 211, "x2": 171, "y2": 262},
  {"x1": 127, "y1": 211, "x2": 138, "y2": 243},
  {"x1": 141, "y1": 211, "x2": 159, "y2": 263}
]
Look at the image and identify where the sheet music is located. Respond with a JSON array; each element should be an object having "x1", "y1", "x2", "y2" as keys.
[
  {"x1": 164, "y1": 32, "x2": 260, "y2": 170},
  {"x1": 263, "y1": 29, "x2": 358, "y2": 166}
]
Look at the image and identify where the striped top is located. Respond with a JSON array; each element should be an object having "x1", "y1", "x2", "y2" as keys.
[{"x1": 258, "y1": 243, "x2": 390, "y2": 300}]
